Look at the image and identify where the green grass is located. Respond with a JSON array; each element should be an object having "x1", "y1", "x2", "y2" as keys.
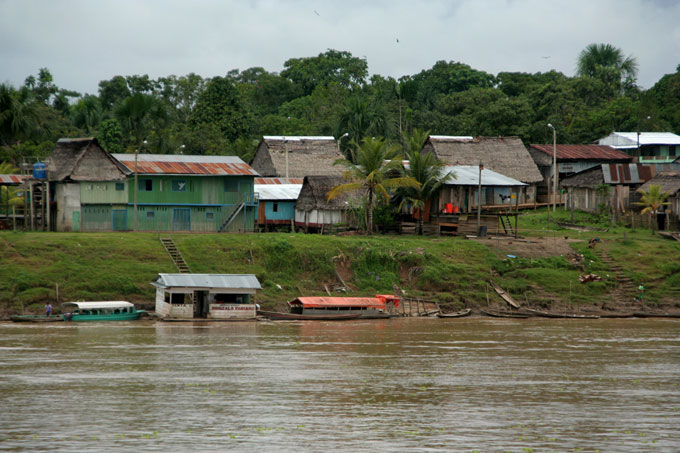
[{"x1": 1, "y1": 210, "x2": 678, "y2": 314}]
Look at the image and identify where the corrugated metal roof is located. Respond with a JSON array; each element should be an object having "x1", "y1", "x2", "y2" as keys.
[
  {"x1": 254, "y1": 177, "x2": 304, "y2": 184},
  {"x1": 290, "y1": 297, "x2": 386, "y2": 309},
  {"x1": 442, "y1": 165, "x2": 526, "y2": 186},
  {"x1": 530, "y1": 144, "x2": 632, "y2": 161},
  {"x1": 0, "y1": 174, "x2": 25, "y2": 184},
  {"x1": 601, "y1": 164, "x2": 653, "y2": 184},
  {"x1": 598, "y1": 132, "x2": 680, "y2": 149},
  {"x1": 255, "y1": 184, "x2": 302, "y2": 200},
  {"x1": 111, "y1": 154, "x2": 259, "y2": 176},
  {"x1": 262, "y1": 136, "x2": 335, "y2": 141},
  {"x1": 152, "y1": 273, "x2": 261, "y2": 290}
]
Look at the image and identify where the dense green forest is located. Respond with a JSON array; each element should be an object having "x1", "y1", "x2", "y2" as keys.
[{"x1": 1, "y1": 45, "x2": 679, "y2": 165}]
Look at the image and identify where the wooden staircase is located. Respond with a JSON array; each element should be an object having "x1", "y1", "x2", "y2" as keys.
[
  {"x1": 600, "y1": 249, "x2": 636, "y2": 302},
  {"x1": 499, "y1": 214, "x2": 514, "y2": 236},
  {"x1": 218, "y1": 201, "x2": 245, "y2": 232},
  {"x1": 160, "y1": 237, "x2": 191, "y2": 273}
]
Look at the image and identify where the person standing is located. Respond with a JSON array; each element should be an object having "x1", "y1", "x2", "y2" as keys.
[{"x1": 45, "y1": 302, "x2": 53, "y2": 317}]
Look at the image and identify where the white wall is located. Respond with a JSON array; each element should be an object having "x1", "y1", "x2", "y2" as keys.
[{"x1": 55, "y1": 183, "x2": 81, "y2": 231}]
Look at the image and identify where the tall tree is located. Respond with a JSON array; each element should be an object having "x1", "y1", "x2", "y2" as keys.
[
  {"x1": 399, "y1": 129, "x2": 454, "y2": 234},
  {"x1": 189, "y1": 76, "x2": 250, "y2": 143},
  {"x1": 114, "y1": 93, "x2": 158, "y2": 149},
  {"x1": 336, "y1": 97, "x2": 393, "y2": 156},
  {"x1": 282, "y1": 49, "x2": 368, "y2": 95},
  {"x1": 577, "y1": 43, "x2": 638, "y2": 93},
  {"x1": 0, "y1": 84, "x2": 43, "y2": 146},
  {"x1": 328, "y1": 137, "x2": 419, "y2": 234}
]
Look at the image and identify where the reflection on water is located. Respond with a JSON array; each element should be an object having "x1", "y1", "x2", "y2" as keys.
[{"x1": 1, "y1": 318, "x2": 679, "y2": 451}]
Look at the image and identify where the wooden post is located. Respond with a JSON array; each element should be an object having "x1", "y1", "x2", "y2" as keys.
[
  {"x1": 12, "y1": 205, "x2": 16, "y2": 231},
  {"x1": 514, "y1": 190, "x2": 519, "y2": 238},
  {"x1": 56, "y1": 283, "x2": 59, "y2": 304}
]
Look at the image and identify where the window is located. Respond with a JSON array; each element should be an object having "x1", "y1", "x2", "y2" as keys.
[
  {"x1": 139, "y1": 179, "x2": 153, "y2": 191},
  {"x1": 273, "y1": 202, "x2": 279, "y2": 213},
  {"x1": 146, "y1": 211, "x2": 155, "y2": 218},
  {"x1": 224, "y1": 180, "x2": 238, "y2": 192},
  {"x1": 206, "y1": 212, "x2": 214, "y2": 220},
  {"x1": 115, "y1": 182, "x2": 125, "y2": 191},
  {"x1": 172, "y1": 180, "x2": 187, "y2": 192}
]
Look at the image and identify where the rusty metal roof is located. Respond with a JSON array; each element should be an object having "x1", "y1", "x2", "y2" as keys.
[
  {"x1": 0, "y1": 174, "x2": 25, "y2": 184},
  {"x1": 289, "y1": 297, "x2": 386, "y2": 309},
  {"x1": 602, "y1": 163, "x2": 653, "y2": 184},
  {"x1": 254, "y1": 177, "x2": 304, "y2": 184},
  {"x1": 112, "y1": 154, "x2": 259, "y2": 176},
  {"x1": 530, "y1": 144, "x2": 632, "y2": 161}
]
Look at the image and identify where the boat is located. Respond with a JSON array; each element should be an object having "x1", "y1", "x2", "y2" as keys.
[
  {"x1": 522, "y1": 308, "x2": 600, "y2": 319},
  {"x1": 258, "y1": 310, "x2": 362, "y2": 321},
  {"x1": 490, "y1": 281, "x2": 520, "y2": 309},
  {"x1": 479, "y1": 308, "x2": 531, "y2": 319},
  {"x1": 62, "y1": 301, "x2": 145, "y2": 322},
  {"x1": 286, "y1": 295, "x2": 400, "y2": 319},
  {"x1": 438, "y1": 308, "x2": 472, "y2": 318},
  {"x1": 632, "y1": 312, "x2": 680, "y2": 319},
  {"x1": 10, "y1": 314, "x2": 64, "y2": 323}
]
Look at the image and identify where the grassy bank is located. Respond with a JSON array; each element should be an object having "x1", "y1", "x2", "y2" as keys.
[{"x1": 1, "y1": 211, "x2": 678, "y2": 315}]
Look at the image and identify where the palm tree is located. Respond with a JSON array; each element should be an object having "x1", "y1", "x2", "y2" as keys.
[
  {"x1": 114, "y1": 93, "x2": 158, "y2": 149},
  {"x1": 328, "y1": 137, "x2": 419, "y2": 234},
  {"x1": 635, "y1": 185, "x2": 670, "y2": 230},
  {"x1": 335, "y1": 97, "x2": 392, "y2": 159},
  {"x1": 400, "y1": 132, "x2": 455, "y2": 234},
  {"x1": 576, "y1": 43, "x2": 638, "y2": 89},
  {"x1": 0, "y1": 84, "x2": 42, "y2": 146}
]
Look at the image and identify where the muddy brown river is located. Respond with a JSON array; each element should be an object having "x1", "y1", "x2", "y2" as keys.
[{"x1": 1, "y1": 318, "x2": 679, "y2": 451}]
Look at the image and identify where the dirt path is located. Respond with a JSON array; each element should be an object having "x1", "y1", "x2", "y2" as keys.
[{"x1": 476, "y1": 235, "x2": 583, "y2": 258}]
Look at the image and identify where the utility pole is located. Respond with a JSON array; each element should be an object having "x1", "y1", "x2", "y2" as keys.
[
  {"x1": 547, "y1": 123, "x2": 557, "y2": 213},
  {"x1": 477, "y1": 162, "x2": 483, "y2": 234}
]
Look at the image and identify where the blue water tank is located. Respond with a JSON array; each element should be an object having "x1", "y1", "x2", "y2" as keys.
[{"x1": 32, "y1": 162, "x2": 46, "y2": 179}]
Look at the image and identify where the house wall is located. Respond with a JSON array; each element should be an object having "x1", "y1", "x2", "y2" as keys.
[
  {"x1": 294, "y1": 209, "x2": 344, "y2": 226},
  {"x1": 567, "y1": 186, "x2": 634, "y2": 213},
  {"x1": 80, "y1": 181, "x2": 128, "y2": 204},
  {"x1": 257, "y1": 200, "x2": 296, "y2": 222},
  {"x1": 54, "y1": 183, "x2": 81, "y2": 231},
  {"x1": 437, "y1": 186, "x2": 530, "y2": 213},
  {"x1": 129, "y1": 175, "x2": 254, "y2": 205}
]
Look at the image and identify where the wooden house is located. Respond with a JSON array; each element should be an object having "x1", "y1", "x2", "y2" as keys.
[
  {"x1": 110, "y1": 153, "x2": 259, "y2": 232},
  {"x1": 47, "y1": 138, "x2": 129, "y2": 231},
  {"x1": 560, "y1": 163, "x2": 655, "y2": 214},
  {"x1": 637, "y1": 170, "x2": 680, "y2": 230},
  {"x1": 152, "y1": 273, "x2": 261, "y2": 320},
  {"x1": 295, "y1": 176, "x2": 355, "y2": 231},
  {"x1": 254, "y1": 177, "x2": 303, "y2": 231},
  {"x1": 528, "y1": 144, "x2": 632, "y2": 203},
  {"x1": 422, "y1": 136, "x2": 543, "y2": 204},
  {"x1": 251, "y1": 136, "x2": 344, "y2": 178},
  {"x1": 599, "y1": 132, "x2": 680, "y2": 164}
]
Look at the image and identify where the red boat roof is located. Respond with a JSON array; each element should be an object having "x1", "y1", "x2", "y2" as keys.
[{"x1": 289, "y1": 296, "x2": 397, "y2": 309}]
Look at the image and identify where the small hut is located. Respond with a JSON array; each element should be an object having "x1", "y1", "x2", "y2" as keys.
[
  {"x1": 254, "y1": 177, "x2": 303, "y2": 230},
  {"x1": 251, "y1": 136, "x2": 344, "y2": 178},
  {"x1": 152, "y1": 273, "x2": 261, "y2": 320},
  {"x1": 295, "y1": 176, "x2": 355, "y2": 231},
  {"x1": 560, "y1": 164, "x2": 654, "y2": 214},
  {"x1": 637, "y1": 170, "x2": 680, "y2": 230},
  {"x1": 422, "y1": 136, "x2": 543, "y2": 204}
]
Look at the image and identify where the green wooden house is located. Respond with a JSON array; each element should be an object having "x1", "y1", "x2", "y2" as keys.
[{"x1": 47, "y1": 138, "x2": 259, "y2": 232}]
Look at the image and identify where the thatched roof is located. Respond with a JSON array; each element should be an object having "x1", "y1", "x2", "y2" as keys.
[
  {"x1": 295, "y1": 176, "x2": 356, "y2": 212},
  {"x1": 560, "y1": 166, "x2": 604, "y2": 189},
  {"x1": 423, "y1": 136, "x2": 543, "y2": 184},
  {"x1": 251, "y1": 136, "x2": 344, "y2": 178},
  {"x1": 637, "y1": 171, "x2": 680, "y2": 196},
  {"x1": 561, "y1": 164, "x2": 654, "y2": 189},
  {"x1": 48, "y1": 138, "x2": 128, "y2": 182}
]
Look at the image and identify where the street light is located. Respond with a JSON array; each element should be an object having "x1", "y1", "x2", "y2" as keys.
[
  {"x1": 337, "y1": 132, "x2": 349, "y2": 157},
  {"x1": 547, "y1": 123, "x2": 557, "y2": 213}
]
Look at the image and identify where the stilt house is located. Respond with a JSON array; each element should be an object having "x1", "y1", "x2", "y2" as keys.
[
  {"x1": 295, "y1": 176, "x2": 355, "y2": 231},
  {"x1": 254, "y1": 177, "x2": 303, "y2": 230}
]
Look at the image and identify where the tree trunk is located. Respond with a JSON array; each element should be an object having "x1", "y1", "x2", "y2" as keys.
[{"x1": 367, "y1": 190, "x2": 374, "y2": 235}]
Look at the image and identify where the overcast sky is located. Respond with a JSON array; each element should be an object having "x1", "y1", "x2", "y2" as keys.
[{"x1": 1, "y1": 0, "x2": 679, "y2": 96}]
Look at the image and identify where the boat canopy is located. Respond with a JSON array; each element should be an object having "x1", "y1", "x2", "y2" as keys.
[
  {"x1": 289, "y1": 296, "x2": 397, "y2": 309},
  {"x1": 62, "y1": 301, "x2": 135, "y2": 310}
]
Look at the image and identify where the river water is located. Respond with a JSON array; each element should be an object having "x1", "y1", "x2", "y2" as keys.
[{"x1": 1, "y1": 318, "x2": 679, "y2": 452}]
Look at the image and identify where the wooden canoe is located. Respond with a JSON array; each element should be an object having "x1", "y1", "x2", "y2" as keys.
[
  {"x1": 479, "y1": 308, "x2": 531, "y2": 319},
  {"x1": 438, "y1": 308, "x2": 472, "y2": 318},
  {"x1": 258, "y1": 311, "x2": 362, "y2": 321},
  {"x1": 490, "y1": 281, "x2": 520, "y2": 309},
  {"x1": 522, "y1": 308, "x2": 600, "y2": 319},
  {"x1": 632, "y1": 312, "x2": 680, "y2": 319},
  {"x1": 10, "y1": 315, "x2": 64, "y2": 323}
]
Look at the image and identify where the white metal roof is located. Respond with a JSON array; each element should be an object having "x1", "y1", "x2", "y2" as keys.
[
  {"x1": 62, "y1": 301, "x2": 134, "y2": 309},
  {"x1": 442, "y1": 165, "x2": 526, "y2": 186},
  {"x1": 255, "y1": 183, "x2": 302, "y2": 200},
  {"x1": 429, "y1": 135, "x2": 474, "y2": 141},
  {"x1": 262, "y1": 136, "x2": 335, "y2": 141},
  {"x1": 151, "y1": 274, "x2": 262, "y2": 290},
  {"x1": 598, "y1": 132, "x2": 680, "y2": 149}
]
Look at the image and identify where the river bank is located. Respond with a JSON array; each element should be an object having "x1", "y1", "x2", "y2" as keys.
[{"x1": 1, "y1": 218, "x2": 678, "y2": 317}]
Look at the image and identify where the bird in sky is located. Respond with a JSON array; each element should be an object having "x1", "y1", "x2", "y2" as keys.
[
  {"x1": 541, "y1": 56, "x2": 551, "y2": 59},
  {"x1": 314, "y1": 10, "x2": 320, "y2": 16},
  {"x1": 396, "y1": 38, "x2": 400, "y2": 43}
]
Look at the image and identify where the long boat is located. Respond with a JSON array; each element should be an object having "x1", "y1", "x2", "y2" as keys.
[
  {"x1": 522, "y1": 308, "x2": 600, "y2": 319},
  {"x1": 62, "y1": 301, "x2": 145, "y2": 322},
  {"x1": 258, "y1": 310, "x2": 361, "y2": 321},
  {"x1": 438, "y1": 308, "x2": 472, "y2": 318},
  {"x1": 287, "y1": 295, "x2": 400, "y2": 319},
  {"x1": 10, "y1": 314, "x2": 64, "y2": 323},
  {"x1": 479, "y1": 308, "x2": 531, "y2": 319},
  {"x1": 632, "y1": 312, "x2": 680, "y2": 319}
]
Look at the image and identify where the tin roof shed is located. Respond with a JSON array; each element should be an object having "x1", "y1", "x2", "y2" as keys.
[{"x1": 151, "y1": 274, "x2": 261, "y2": 292}]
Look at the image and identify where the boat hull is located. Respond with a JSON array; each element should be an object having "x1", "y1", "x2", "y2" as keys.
[
  {"x1": 480, "y1": 309, "x2": 531, "y2": 319},
  {"x1": 10, "y1": 315, "x2": 64, "y2": 323},
  {"x1": 258, "y1": 311, "x2": 361, "y2": 321},
  {"x1": 438, "y1": 308, "x2": 472, "y2": 318},
  {"x1": 63, "y1": 311, "x2": 145, "y2": 322}
]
